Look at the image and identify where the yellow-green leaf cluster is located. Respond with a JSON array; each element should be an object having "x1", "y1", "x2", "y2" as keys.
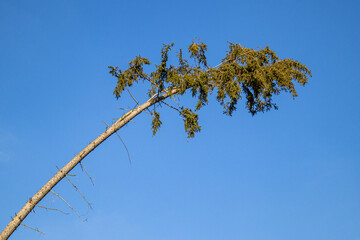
[
  {"x1": 181, "y1": 108, "x2": 201, "y2": 138},
  {"x1": 109, "y1": 40, "x2": 311, "y2": 138},
  {"x1": 151, "y1": 111, "x2": 162, "y2": 136}
]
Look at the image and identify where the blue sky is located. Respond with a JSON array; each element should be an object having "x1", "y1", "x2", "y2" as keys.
[{"x1": 0, "y1": 0, "x2": 359, "y2": 239}]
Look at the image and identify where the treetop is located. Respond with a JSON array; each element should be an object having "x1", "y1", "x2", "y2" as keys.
[{"x1": 109, "y1": 40, "x2": 311, "y2": 138}]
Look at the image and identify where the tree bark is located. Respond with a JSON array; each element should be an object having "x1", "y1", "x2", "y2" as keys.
[{"x1": 0, "y1": 89, "x2": 177, "y2": 240}]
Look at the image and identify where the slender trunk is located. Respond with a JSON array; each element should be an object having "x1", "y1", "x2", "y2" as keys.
[{"x1": 0, "y1": 89, "x2": 177, "y2": 240}]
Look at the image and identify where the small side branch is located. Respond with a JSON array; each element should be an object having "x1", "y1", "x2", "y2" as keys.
[
  {"x1": 103, "y1": 121, "x2": 131, "y2": 165},
  {"x1": 56, "y1": 166, "x2": 92, "y2": 209},
  {"x1": 36, "y1": 205, "x2": 69, "y2": 215},
  {"x1": 161, "y1": 100, "x2": 182, "y2": 113},
  {"x1": 50, "y1": 190, "x2": 85, "y2": 222},
  {"x1": 126, "y1": 86, "x2": 140, "y2": 106},
  {"x1": 80, "y1": 161, "x2": 95, "y2": 185},
  {"x1": 20, "y1": 223, "x2": 45, "y2": 235},
  {"x1": 170, "y1": 95, "x2": 182, "y2": 109},
  {"x1": 0, "y1": 87, "x2": 179, "y2": 240}
]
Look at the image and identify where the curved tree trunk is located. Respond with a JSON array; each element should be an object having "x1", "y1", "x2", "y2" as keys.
[{"x1": 0, "y1": 89, "x2": 177, "y2": 240}]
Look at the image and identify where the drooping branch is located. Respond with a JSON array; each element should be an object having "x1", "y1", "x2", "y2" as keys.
[
  {"x1": 35, "y1": 205, "x2": 69, "y2": 215},
  {"x1": 20, "y1": 223, "x2": 45, "y2": 236},
  {"x1": 0, "y1": 88, "x2": 178, "y2": 240},
  {"x1": 79, "y1": 161, "x2": 95, "y2": 186},
  {"x1": 59, "y1": 166, "x2": 92, "y2": 209},
  {"x1": 50, "y1": 190, "x2": 85, "y2": 222},
  {"x1": 103, "y1": 121, "x2": 131, "y2": 165}
]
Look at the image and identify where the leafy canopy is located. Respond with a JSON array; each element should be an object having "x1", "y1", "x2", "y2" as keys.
[{"x1": 109, "y1": 40, "x2": 311, "y2": 138}]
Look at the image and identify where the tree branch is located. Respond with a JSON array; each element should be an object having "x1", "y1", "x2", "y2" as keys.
[
  {"x1": 20, "y1": 223, "x2": 45, "y2": 235},
  {"x1": 126, "y1": 86, "x2": 140, "y2": 106},
  {"x1": 36, "y1": 205, "x2": 69, "y2": 215},
  {"x1": 80, "y1": 161, "x2": 95, "y2": 186},
  {"x1": 50, "y1": 190, "x2": 85, "y2": 222},
  {"x1": 0, "y1": 87, "x2": 178, "y2": 240},
  {"x1": 161, "y1": 100, "x2": 182, "y2": 113},
  {"x1": 103, "y1": 121, "x2": 131, "y2": 165},
  {"x1": 57, "y1": 166, "x2": 92, "y2": 209}
]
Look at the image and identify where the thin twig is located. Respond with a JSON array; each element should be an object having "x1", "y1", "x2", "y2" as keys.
[
  {"x1": 20, "y1": 223, "x2": 45, "y2": 235},
  {"x1": 116, "y1": 107, "x2": 132, "y2": 111},
  {"x1": 50, "y1": 190, "x2": 85, "y2": 222},
  {"x1": 36, "y1": 205, "x2": 69, "y2": 215},
  {"x1": 56, "y1": 166, "x2": 92, "y2": 209},
  {"x1": 212, "y1": 60, "x2": 230, "y2": 69},
  {"x1": 103, "y1": 121, "x2": 131, "y2": 165},
  {"x1": 79, "y1": 161, "x2": 95, "y2": 185},
  {"x1": 161, "y1": 100, "x2": 182, "y2": 113},
  {"x1": 170, "y1": 95, "x2": 182, "y2": 109},
  {"x1": 126, "y1": 86, "x2": 140, "y2": 106}
]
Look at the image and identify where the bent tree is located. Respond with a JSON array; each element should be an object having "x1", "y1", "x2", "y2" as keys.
[{"x1": 0, "y1": 40, "x2": 311, "y2": 239}]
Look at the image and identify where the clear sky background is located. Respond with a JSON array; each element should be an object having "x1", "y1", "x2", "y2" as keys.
[{"x1": 0, "y1": 0, "x2": 359, "y2": 239}]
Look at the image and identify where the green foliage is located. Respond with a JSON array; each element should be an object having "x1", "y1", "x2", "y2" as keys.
[
  {"x1": 149, "y1": 43, "x2": 175, "y2": 96},
  {"x1": 181, "y1": 108, "x2": 201, "y2": 138},
  {"x1": 109, "y1": 56, "x2": 150, "y2": 98},
  {"x1": 109, "y1": 40, "x2": 311, "y2": 138},
  {"x1": 188, "y1": 40, "x2": 208, "y2": 67},
  {"x1": 151, "y1": 111, "x2": 162, "y2": 136}
]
